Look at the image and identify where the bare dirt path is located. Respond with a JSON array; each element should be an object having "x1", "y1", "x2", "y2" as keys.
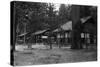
[{"x1": 14, "y1": 47, "x2": 97, "y2": 66}]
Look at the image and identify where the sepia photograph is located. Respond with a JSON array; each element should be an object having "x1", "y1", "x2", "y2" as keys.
[{"x1": 10, "y1": 1, "x2": 97, "y2": 66}]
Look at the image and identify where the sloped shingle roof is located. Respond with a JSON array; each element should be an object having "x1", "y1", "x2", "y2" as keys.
[{"x1": 53, "y1": 21, "x2": 72, "y2": 32}]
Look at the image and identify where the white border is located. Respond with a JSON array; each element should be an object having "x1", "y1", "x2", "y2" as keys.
[{"x1": 0, "y1": 0, "x2": 99, "y2": 67}]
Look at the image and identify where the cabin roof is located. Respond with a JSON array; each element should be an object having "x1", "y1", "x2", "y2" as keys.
[
  {"x1": 17, "y1": 33, "x2": 28, "y2": 37},
  {"x1": 32, "y1": 30, "x2": 47, "y2": 35},
  {"x1": 53, "y1": 21, "x2": 72, "y2": 32}
]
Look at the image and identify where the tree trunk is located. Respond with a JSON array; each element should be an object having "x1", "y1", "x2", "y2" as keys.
[
  {"x1": 71, "y1": 5, "x2": 83, "y2": 49},
  {"x1": 59, "y1": 33, "x2": 62, "y2": 48},
  {"x1": 48, "y1": 36, "x2": 52, "y2": 49},
  {"x1": 24, "y1": 23, "x2": 26, "y2": 45},
  {"x1": 50, "y1": 43, "x2": 52, "y2": 49}
]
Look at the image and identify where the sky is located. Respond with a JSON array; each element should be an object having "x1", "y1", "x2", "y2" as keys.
[{"x1": 54, "y1": 4, "x2": 61, "y2": 11}]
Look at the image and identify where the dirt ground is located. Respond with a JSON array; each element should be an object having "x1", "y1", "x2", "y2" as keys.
[{"x1": 14, "y1": 46, "x2": 97, "y2": 66}]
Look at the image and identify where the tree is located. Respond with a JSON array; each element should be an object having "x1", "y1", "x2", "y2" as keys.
[
  {"x1": 14, "y1": 2, "x2": 50, "y2": 45},
  {"x1": 71, "y1": 5, "x2": 97, "y2": 49},
  {"x1": 26, "y1": 2, "x2": 50, "y2": 33},
  {"x1": 71, "y1": 5, "x2": 83, "y2": 49},
  {"x1": 46, "y1": 3, "x2": 56, "y2": 49},
  {"x1": 59, "y1": 4, "x2": 71, "y2": 20}
]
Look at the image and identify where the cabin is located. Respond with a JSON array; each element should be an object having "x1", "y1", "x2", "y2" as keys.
[
  {"x1": 50, "y1": 16, "x2": 97, "y2": 47},
  {"x1": 16, "y1": 16, "x2": 97, "y2": 48},
  {"x1": 52, "y1": 21, "x2": 72, "y2": 46},
  {"x1": 81, "y1": 16, "x2": 97, "y2": 45}
]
